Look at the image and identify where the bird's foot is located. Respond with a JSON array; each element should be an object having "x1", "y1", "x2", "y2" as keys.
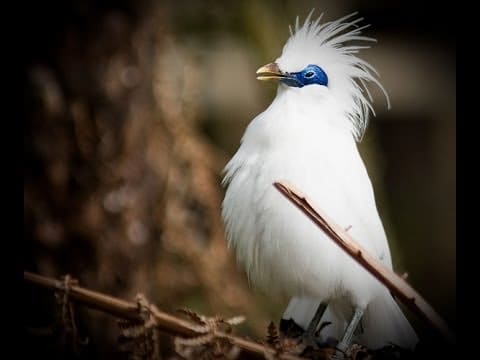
[
  {"x1": 329, "y1": 340, "x2": 349, "y2": 359},
  {"x1": 300, "y1": 331, "x2": 319, "y2": 349},
  {"x1": 330, "y1": 351, "x2": 346, "y2": 360},
  {"x1": 329, "y1": 344, "x2": 352, "y2": 359}
]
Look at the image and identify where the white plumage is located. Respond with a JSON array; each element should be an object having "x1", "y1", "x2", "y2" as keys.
[{"x1": 221, "y1": 11, "x2": 418, "y2": 350}]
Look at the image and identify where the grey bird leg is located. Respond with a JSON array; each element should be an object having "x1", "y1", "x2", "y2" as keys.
[
  {"x1": 333, "y1": 307, "x2": 364, "y2": 359},
  {"x1": 302, "y1": 301, "x2": 328, "y2": 347}
]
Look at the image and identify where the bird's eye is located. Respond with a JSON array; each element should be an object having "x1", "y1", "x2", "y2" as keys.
[{"x1": 305, "y1": 71, "x2": 315, "y2": 78}]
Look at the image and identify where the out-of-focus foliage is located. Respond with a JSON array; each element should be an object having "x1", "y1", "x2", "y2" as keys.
[
  {"x1": 24, "y1": 0, "x2": 455, "y2": 357},
  {"x1": 24, "y1": 2, "x2": 280, "y2": 357}
]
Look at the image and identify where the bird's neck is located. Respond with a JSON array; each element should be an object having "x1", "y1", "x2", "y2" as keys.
[{"x1": 270, "y1": 85, "x2": 354, "y2": 139}]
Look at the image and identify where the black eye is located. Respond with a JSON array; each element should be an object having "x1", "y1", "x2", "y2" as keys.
[{"x1": 305, "y1": 71, "x2": 315, "y2": 78}]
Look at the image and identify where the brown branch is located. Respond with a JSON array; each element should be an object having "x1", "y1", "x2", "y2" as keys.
[
  {"x1": 273, "y1": 181, "x2": 455, "y2": 345},
  {"x1": 24, "y1": 271, "x2": 304, "y2": 360}
]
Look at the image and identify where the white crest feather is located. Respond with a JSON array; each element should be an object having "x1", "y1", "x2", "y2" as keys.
[{"x1": 276, "y1": 11, "x2": 390, "y2": 141}]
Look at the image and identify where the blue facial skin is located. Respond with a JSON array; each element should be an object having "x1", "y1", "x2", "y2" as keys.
[{"x1": 280, "y1": 64, "x2": 328, "y2": 88}]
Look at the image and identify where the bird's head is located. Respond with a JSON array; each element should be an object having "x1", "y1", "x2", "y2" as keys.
[{"x1": 256, "y1": 11, "x2": 389, "y2": 141}]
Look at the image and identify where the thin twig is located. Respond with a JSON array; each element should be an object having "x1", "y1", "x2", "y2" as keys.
[
  {"x1": 24, "y1": 271, "x2": 305, "y2": 360},
  {"x1": 273, "y1": 181, "x2": 455, "y2": 345}
]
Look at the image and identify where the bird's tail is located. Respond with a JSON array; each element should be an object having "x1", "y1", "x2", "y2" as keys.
[{"x1": 282, "y1": 293, "x2": 418, "y2": 350}]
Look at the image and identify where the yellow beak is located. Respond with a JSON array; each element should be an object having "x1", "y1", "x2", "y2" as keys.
[{"x1": 256, "y1": 62, "x2": 285, "y2": 81}]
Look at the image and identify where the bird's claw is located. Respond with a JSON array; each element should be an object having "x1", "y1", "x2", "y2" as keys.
[
  {"x1": 330, "y1": 352, "x2": 346, "y2": 360},
  {"x1": 300, "y1": 332, "x2": 319, "y2": 349}
]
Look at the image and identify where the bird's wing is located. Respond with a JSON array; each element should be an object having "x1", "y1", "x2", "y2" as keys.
[{"x1": 285, "y1": 132, "x2": 393, "y2": 268}]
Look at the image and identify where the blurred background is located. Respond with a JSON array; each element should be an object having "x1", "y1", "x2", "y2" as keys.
[{"x1": 23, "y1": 0, "x2": 455, "y2": 357}]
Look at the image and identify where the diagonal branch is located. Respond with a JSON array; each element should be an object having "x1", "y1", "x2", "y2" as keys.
[
  {"x1": 273, "y1": 181, "x2": 455, "y2": 345},
  {"x1": 24, "y1": 271, "x2": 305, "y2": 360}
]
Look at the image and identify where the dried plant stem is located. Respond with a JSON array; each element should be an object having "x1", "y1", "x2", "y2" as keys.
[
  {"x1": 273, "y1": 181, "x2": 455, "y2": 345},
  {"x1": 24, "y1": 271, "x2": 304, "y2": 360}
]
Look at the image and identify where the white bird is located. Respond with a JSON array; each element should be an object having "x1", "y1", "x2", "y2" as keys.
[{"x1": 221, "y1": 11, "x2": 418, "y2": 355}]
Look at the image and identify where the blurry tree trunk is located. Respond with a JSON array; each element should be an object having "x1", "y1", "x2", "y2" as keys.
[{"x1": 23, "y1": 1, "x2": 260, "y2": 357}]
